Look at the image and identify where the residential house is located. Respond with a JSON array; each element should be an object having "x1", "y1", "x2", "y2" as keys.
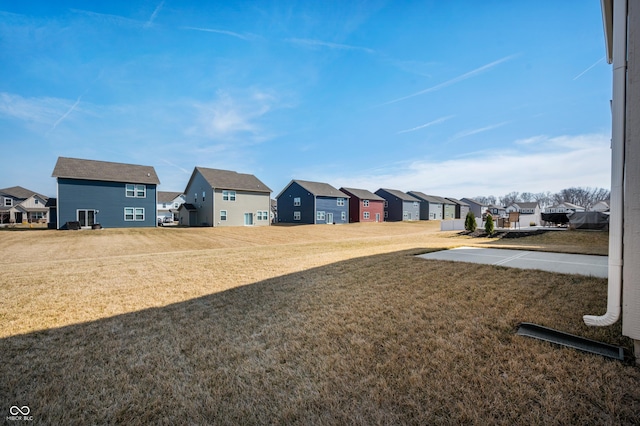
[
  {"x1": 51, "y1": 157, "x2": 160, "y2": 229},
  {"x1": 406, "y1": 191, "x2": 443, "y2": 220},
  {"x1": 446, "y1": 197, "x2": 470, "y2": 219},
  {"x1": 487, "y1": 204, "x2": 507, "y2": 218},
  {"x1": 180, "y1": 167, "x2": 271, "y2": 227},
  {"x1": 276, "y1": 180, "x2": 349, "y2": 225},
  {"x1": 340, "y1": 187, "x2": 385, "y2": 223},
  {"x1": 506, "y1": 202, "x2": 542, "y2": 227},
  {"x1": 461, "y1": 198, "x2": 488, "y2": 219},
  {"x1": 0, "y1": 186, "x2": 49, "y2": 225},
  {"x1": 270, "y1": 199, "x2": 277, "y2": 223},
  {"x1": 157, "y1": 192, "x2": 185, "y2": 222},
  {"x1": 375, "y1": 188, "x2": 420, "y2": 221},
  {"x1": 545, "y1": 202, "x2": 585, "y2": 214}
]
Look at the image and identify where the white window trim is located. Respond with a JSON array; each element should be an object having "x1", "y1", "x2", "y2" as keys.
[
  {"x1": 363, "y1": 200, "x2": 369, "y2": 207},
  {"x1": 220, "y1": 210, "x2": 227, "y2": 221},
  {"x1": 124, "y1": 207, "x2": 145, "y2": 221},
  {"x1": 293, "y1": 211, "x2": 301, "y2": 221},
  {"x1": 294, "y1": 197, "x2": 301, "y2": 206},
  {"x1": 363, "y1": 212, "x2": 370, "y2": 219},
  {"x1": 126, "y1": 184, "x2": 146, "y2": 198},
  {"x1": 337, "y1": 198, "x2": 345, "y2": 206},
  {"x1": 222, "y1": 190, "x2": 236, "y2": 201},
  {"x1": 4, "y1": 198, "x2": 12, "y2": 207}
]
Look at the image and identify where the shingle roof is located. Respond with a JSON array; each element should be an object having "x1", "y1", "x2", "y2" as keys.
[
  {"x1": 52, "y1": 157, "x2": 160, "y2": 184},
  {"x1": 194, "y1": 167, "x2": 271, "y2": 193},
  {"x1": 289, "y1": 180, "x2": 349, "y2": 198},
  {"x1": 445, "y1": 197, "x2": 469, "y2": 206},
  {"x1": 377, "y1": 188, "x2": 420, "y2": 202},
  {"x1": 158, "y1": 191, "x2": 183, "y2": 204},
  {"x1": 0, "y1": 186, "x2": 48, "y2": 200},
  {"x1": 407, "y1": 191, "x2": 443, "y2": 204},
  {"x1": 513, "y1": 202, "x2": 539, "y2": 209},
  {"x1": 339, "y1": 187, "x2": 384, "y2": 201}
]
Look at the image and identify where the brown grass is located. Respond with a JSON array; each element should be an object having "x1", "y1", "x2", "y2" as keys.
[{"x1": 1, "y1": 223, "x2": 638, "y2": 424}]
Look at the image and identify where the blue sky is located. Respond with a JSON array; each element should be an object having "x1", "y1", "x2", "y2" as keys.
[{"x1": 0, "y1": 1, "x2": 612, "y2": 199}]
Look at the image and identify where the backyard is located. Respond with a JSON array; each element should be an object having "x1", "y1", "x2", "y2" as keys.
[{"x1": 1, "y1": 222, "x2": 638, "y2": 424}]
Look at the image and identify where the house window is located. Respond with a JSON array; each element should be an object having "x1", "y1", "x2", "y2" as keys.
[
  {"x1": 35, "y1": 199, "x2": 39, "y2": 205},
  {"x1": 30, "y1": 212, "x2": 44, "y2": 221},
  {"x1": 363, "y1": 212, "x2": 370, "y2": 219},
  {"x1": 223, "y1": 190, "x2": 236, "y2": 201},
  {"x1": 3, "y1": 198, "x2": 12, "y2": 207},
  {"x1": 162, "y1": 203, "x2": 167, "y2": 208},
  {"x1": 403, "y1": 211, "x2": 409, "y2": 219},
  {"x1": 126, "y1": 184, "x2": 146, "y2": 198},
  {"x1": 384, "y1": 211, "x2": 388, "y2": 218},
  {"x1": 257, "y1": 211, "x2": 268, "y2": 221},
  {"x1": 174, "y1": 203, "x2": 179, "y2": 208},
  {"x1": 202, "y1": 191, "x2": 205, "y2": 202},
  {"x1": 384, "y1": 200, "x2": 388, "y2": 207},
  {"x1": 294, "y1": 211, "x2": 301, "y2": 221},
  {"x1": 124, "y1": 208, "x2": 145, "y2": 221},
  {"x1": 413, "y1": 202, "x2": 419, "y2": 208},
  {"x1": 363, "y1": 200, "x2": 369, "y2": 207},
  {"x1": 317, "y1": 211, "x2": 325, "y2": 221},
  {"x1": 194, "y1": 193, "x2": 197, "y2": 203},
  {"x1": 294, "y1": 197, "x2": 301, "y2": 206},
  {"x1": 337, "y1": 198, "x2": 345, "y2": 206},
  {"x1": 341, "y1": 211, "x2": 346, "y2": 221},
  {"x1": 220, "y1": 210, "x2": 227, "y2": 221}
]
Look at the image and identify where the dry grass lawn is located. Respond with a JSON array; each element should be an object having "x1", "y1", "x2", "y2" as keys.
[{"x1": 1, "y1": 222, "x2": 638, "y2": 424}]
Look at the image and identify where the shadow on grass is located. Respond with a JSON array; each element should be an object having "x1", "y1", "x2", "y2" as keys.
[{"x1": 1, "y1": 249, "x2": 638, "y2": 424}]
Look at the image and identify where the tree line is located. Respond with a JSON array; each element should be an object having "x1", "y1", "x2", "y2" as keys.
[{"x1": 473, "y1": 187, "x2": 610, "y2": 211}]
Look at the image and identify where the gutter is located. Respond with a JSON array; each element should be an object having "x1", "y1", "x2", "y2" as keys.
[{"x1": 584, "y1": 0, "x2": 626, "y2": 327}]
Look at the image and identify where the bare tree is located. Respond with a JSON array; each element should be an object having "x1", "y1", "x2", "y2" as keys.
[
  {"x1": 553, "y1": 187, "x2": 611, "y2": 211},
  {"x1": 499, "y1": 191, "x2": 520, "y2": 206},
  {"x1": 520, "y1": 192, "x2": 534, "y2": 202},
  {"x1": 473, "y1": 195, "x2": 497, "y2": 205},
  {"x1": 533, "y1": 191, "x2": 553, "y2": 208}
]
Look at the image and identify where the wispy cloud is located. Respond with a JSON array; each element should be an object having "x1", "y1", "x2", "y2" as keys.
[
  {"x1": 144, "y1": 1, "x2": 164, "y2": 29},
  {"x1": 70, "y1": 8, "x2": 145, "y2": 28},
  {"x1": 328, "y1": 133, "x2": 610, "y2": 198},
  {"x1": 573, "y1": 56, "x2": 605, "y2": 80},
  {"x1": 161, "y1": 159, "x2": 191, "y2": 174},
  {"x1": 286, "y1": 38, "x2": 375, "y2": 54},
  {"x1": 380, "y1": 54, "x2": 519, "y2": 106},
  {"x1": 0, "y1": 92, "x2": 70, "y2": 125},
  {"x1": 450, "y1": 121, "x2": 510, "y2": 141},
  {"x1": 398, "y1": 115, "x2": 454, "y2": 134},
  {"x1": 181, "y1": 26, "x2": 256, "y2": 41}
]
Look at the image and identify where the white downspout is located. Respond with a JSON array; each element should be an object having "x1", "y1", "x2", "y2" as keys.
[{"x1": 584, "y1": 0, "x2": 626, "y2": 327}]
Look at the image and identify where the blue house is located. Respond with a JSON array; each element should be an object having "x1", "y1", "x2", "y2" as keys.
[
  {"x1": 276, "y1": 180, "x2": 349, "y2": 224},
  {"x1": 51, "y1": 157, "x2": 160, "y2": 229}
]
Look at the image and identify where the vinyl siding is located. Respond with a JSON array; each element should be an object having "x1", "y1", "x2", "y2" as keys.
[
  {"x1": 57, "y1": 178, "x2": 157, "y2": 229},
  {"x1": 277, "y1": 182, "x2": 315, "y2": 224}
]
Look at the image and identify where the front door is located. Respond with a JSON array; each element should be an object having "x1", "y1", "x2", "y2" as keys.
[
  {"x1": 326, "y1": 212, "x2": 333, "y2": 224},
  {"x1": 375, "y1": 213, "x2": 380, "y2": 222},
  {"x1": 244, "y1": 213, "x2": 253, "y2": 226},
  {"x1": 77, "y1": 210, "x2": 95, "y2": 227}
]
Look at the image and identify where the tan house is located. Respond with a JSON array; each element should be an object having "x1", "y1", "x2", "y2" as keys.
[
  {"x1": 180, "y1": 167, "x2": 271, "y2": 227},
  {"x1": 0, "y1": 186, "x2": 49, "y2": 225}
]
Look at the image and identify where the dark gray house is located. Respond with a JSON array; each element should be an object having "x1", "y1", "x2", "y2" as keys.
[
  {"x1": 51, "y1": 157, "x2": 160, "y2": 229},
  {"x1": 407, "y1": 191, "x2": 443, "y2": 220},
  {"x1": 375, "y1": 188, "x2": 420, "y2": 221},
  {"x1": 276, "y1": 180, "x2": 349, "y2": 225},
  {"x1": 446, "y1": 197, "x2": 470, "y2": 219}
]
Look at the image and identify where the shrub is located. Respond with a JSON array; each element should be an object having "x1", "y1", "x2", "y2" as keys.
[
  {"x1": 464, "y1": 211, "x2": 476, "y2": 232},
  {"x1": 485, "y1": 214, "x2": 495, "y2": 236}
]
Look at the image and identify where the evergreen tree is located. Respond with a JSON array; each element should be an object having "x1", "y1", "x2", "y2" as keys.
[
  {"x1": 464, "y1": 211, "x2": 476, "y2": 232},
  {"x1": 485, "y1": 214, "x2": 494, "y2": 236}
]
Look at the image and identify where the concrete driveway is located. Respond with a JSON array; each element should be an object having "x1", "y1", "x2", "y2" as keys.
[{"x1": 417, "y1": 247, "x2": 608, "y2": 278}]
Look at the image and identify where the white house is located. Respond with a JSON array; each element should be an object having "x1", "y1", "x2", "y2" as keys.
[
  {"x1": 506, "y1": 202, "x2": 542, "y2": 227},
  {"x1": 157, "y1": 192, "x2": 185, "y2": 223},
  {"x1": 545, "y1": 202, "x2": 585, "y2": 214}
]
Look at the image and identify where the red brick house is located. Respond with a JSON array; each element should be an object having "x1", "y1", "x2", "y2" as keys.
[{"x1": 339, "y1": 187, "x2": 385, "y2": 223}]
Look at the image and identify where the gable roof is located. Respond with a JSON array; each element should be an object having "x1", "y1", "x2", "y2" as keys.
[
  {"x1": 191, "y1": 167, "x2": 271, "y2": 193},
  {"x1": 460, "y1": 198, "x2": 487, "y2": 208},
  {"x1": 377, "y1": 188, "x2": 420, "y2": 202},
  {"x1": 52, "y1": 157, "x2": 160, "y2": 185},
  {"x1": 511, "y1": 201, "x2": 539, "y2": 209},
  {"x1": 339, "y1": 187, "x2": 384, "y2": 201},
  {"x1": 277, "y1": 179, "x2": 348, "y2": 199},
  {"x1": 0, "y1": 186, "x2": 48, "y2": 201},
  {"x1": 158, "y1": 191, "x2": 184, "y2": 204},
  {"x1": 407, "y1": 191, "x2": 444, "y2": 204},
  {"x1": 445, "y1": 197, "x2": 469, "y2": 206}
]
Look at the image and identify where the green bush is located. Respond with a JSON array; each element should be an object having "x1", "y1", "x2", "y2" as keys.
[
  {"x1": 485, "y1": 214, "x2": 495, "y2": 236},
  {"x1": 464, "y1": 211, "x2": 476, "y2": 232}
]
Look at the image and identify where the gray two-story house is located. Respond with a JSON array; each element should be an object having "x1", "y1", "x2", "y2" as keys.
[{"x1": 51, "y1": 157, "x2": 160, "y2": 229}]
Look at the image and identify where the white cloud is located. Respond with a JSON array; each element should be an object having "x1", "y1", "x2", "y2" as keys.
[
  {"x1": 0, "y1": 92, "x2": 77, "y2": 126},
  {"x1": 450, "y1": 121, "x2": 510, "y2": 141},
  {"x1": 398, "y1": 115, "x2": 454, "y2": 134},
  {"x1": 324, "y1": 133, "x2": 611, "y2": 198},
  {"x1": 286, "y1": 38, "x2": 375, "y2": 54}
]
